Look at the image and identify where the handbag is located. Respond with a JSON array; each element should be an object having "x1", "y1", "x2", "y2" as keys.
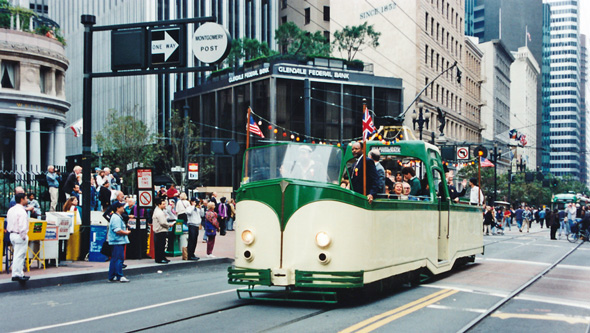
[{"x1": 100, "y1": 241, "x2": 112, "y2": 257}]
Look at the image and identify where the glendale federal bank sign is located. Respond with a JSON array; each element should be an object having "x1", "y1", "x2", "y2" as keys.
[{"x1": 227, "y1": 64, "x2": 351, "y2": 84}]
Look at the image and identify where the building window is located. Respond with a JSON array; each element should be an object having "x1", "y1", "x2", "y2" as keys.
[
  {"x1": 324, "y1": 31, "x2": 330, "y2": 43},
  {"x1": 305, "y1": 7, "x2": 310, "y2": 25},
  {"x1": 40, "y1": 66, "x2": 50, "y2": 94},
  {"x1": 425, "y1": 45, "x2": 429, "y2": 65},
  {"x1": 425, "y1": 12, "x2": 429, "y2": 32},
  {"x1": 281, "y1": 0, "x2": 287, "y2": 9},
  {"x1": 281, "y1": 15, "x2": 287, "y2": 24},
  {"x1": 324, "y1": 6, "x2": 330, "y2": 21},
  {"x1": 1, "y1": 61, "x2": 17, "y2": 89}
]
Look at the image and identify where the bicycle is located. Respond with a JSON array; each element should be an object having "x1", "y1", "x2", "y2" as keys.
[{"x1": 567, "y1": 224, "x2": 590, "y2": 243}]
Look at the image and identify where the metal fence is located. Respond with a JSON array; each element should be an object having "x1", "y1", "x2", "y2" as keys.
[{"x1": 0, "y1": 166, "x2": 67, "y2": 217}]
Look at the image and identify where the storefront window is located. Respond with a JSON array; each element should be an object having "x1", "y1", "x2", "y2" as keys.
[
  {"x1": 343, "y1": 85, "x2": 371, "y2": 141},
  {"x1": 374, "y1": 87, "x2": 402, "y2": 119},
  {"x1": 276, "y1": 79, "x2": 304, "y2": 140},
  {"x1": 311, "y1": 82, "x2": 340, "y2": 141},
  {"x1": 218, "y1": 88, "x2": 233, "y2": 134}
]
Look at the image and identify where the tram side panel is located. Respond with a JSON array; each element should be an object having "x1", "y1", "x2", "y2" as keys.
[
  {"x1": 282, "y1": 200, "x2": 440, "y2": 286},
  {"x1": 448, "y1": 206, "x2": 484, "y2": 261}
]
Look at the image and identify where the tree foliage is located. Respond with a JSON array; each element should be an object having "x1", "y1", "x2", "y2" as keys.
[
  {"x1": 457, "y1": 164, "x2": 590, "y2": 207},
  {"x1": 153, "y1": 110, "x2": 214, "y2": 188},
  {"x1": 275, "y1": 22, "x2": 330, "y2": 57},
  {"x1": 332, "y1": 22, "x2": 381, "y2": 61},
  {"x1": 95, "y1": 109, "x2": 157, "y2": 172},
  {"x1": 226, "y1": 37, "x2": 276, "y2": 67}
]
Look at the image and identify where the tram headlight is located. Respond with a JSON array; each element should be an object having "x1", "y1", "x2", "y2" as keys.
[
  {"x1": 241, "y1": 229, "x2": 255, "y2": 245},
  {"x1": 315, "y1": 231, "x2": 331, "y2": 248}
]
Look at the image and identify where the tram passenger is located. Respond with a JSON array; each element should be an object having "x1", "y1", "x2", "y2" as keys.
[
  {"x1": 440, "y1": 173, "x2": 467, "y2": 202},
  {"x1": 284, "y1": 146, "x2": 320, "y2": 181},
  {"x1": 468, "y1": 178, "x2": 484, "y2": 206},
  {"x1": 369, "y1": 150, "x2": 386, "y2": 194},
  {"x1": 401, "y1": 182, "x2": 411, "y2": 200},
  {"x1": 402, "y1": 167, "x2": 421, "y2": 196},
  {"x1": 348, "y1": 142, "x2": 380, "y2": 204},
  {"x1": 390, "y1": 182, "x2": 404, "y2": 199},
  {"x1": 394, "y1": 171, "x2": 403, "y2": 183}
]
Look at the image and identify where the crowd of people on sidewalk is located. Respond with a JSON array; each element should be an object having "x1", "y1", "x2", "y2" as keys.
[
  {"x1": 481, "y1": 201, "x2": 590, "y2": 240},
  {"x1": 5, "y1": 164, "x2": 237, "y2": 284}
]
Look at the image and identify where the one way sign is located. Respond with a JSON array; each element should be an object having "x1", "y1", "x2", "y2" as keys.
[{"x1": 150, "y1": 27, "x2": 185, "y2": 67}]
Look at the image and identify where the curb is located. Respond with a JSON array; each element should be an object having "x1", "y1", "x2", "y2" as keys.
[{"x1": 0, "y1": 258, "x2": 233, "y2": 293}]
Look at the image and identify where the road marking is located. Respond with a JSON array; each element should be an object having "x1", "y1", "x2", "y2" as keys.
[
  {"x1": 339, "y1": 289, "x2": 458, "y2": 333},
  {"x1": 15, "y1": 288, "x2": 237, "y2": 333},
  {"x1": 427, "y1": 304, "x2": 486, "y2": 313},
  {"x1": 492, "y1": 312, "x2": 590, "y2": 325},
  {"x1": 477, "y1": 257, "x2": 551, "y2": 266}
]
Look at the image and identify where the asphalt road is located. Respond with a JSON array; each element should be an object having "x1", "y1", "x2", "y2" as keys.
[{"x1": 2, "y1": 227, "x2": 589, "y2": 333}]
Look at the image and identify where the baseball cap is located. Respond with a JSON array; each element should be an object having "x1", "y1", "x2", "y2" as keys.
[{"x1": 112, "y1": 201, "x2": 125, "y2": 209}]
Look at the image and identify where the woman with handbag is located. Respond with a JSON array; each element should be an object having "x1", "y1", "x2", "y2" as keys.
[{"x1": 204, "y1": 201, "x2": 220, "y2": 258}]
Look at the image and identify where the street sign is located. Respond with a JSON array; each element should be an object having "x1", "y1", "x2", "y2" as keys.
[
  {"x1": 137, "y1": 169, "x2": 153, "y2": 189},
  {"x1": 171, "y1": 166, "x2": 185, "y2": 172},
  {"x1": 188, "y1": 162, "x2": 199, "y2": 180},
  {"x1": 150, "y1": 27, "x2": 185, "y2": 67},
  {"x1": 192, "y1": 22, "x2": 231, "y2": 64},
  {"x1": 138, "y1": 190, "x2": 153, "y2": 207},
  {"x1": 457, "y1": 146, "x2": 469, "y2": 160}
]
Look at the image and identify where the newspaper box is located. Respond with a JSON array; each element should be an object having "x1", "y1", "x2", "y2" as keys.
[{"x1": 26, "y1": 219, "x2": 47, "y2": 271}]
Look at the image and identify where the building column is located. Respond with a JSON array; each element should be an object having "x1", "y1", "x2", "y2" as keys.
[
  {"x1": 14, "y1": 116, "x2": 27, "y2": 172},
  {"x1": 47, "y1": 123, "x2": 55, "y2": 166},
  {"x1": 54, "y1": 122, "x2": 66, "y2": 167},
  {"x1": 29, "y1": 117, "x2": 41, "y2": 173}
]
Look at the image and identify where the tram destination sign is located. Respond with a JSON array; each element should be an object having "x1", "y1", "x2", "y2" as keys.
[{"x1": 150, "y1": 27, "x2": 185, "y2": 67}]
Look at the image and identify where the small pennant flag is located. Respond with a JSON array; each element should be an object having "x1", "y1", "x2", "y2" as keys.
[
  {"x1": 519, "y1": 134, "x2": 527, "y2": 147},
  {"x1": 69, "y1": 118, "x2": 83, "y2": 137},
  {"x1": 247, "y1": 111, "x2": 265, "y2": 138}
]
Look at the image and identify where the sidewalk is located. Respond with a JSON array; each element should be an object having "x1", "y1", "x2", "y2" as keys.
[{"x1": 1, "y1": 230, "x2": 236, "y2": 292}]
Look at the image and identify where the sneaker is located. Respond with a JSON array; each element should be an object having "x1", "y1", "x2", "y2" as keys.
[
  {"x1": 108, "y1": 277, "x2": 118, "y2": 282},
  {"x1": 119, "y1": 277, "x2": 130, "y2": 283},
  {"x1": 206, "y1": 254, "x2": 216, "y2": 258}
]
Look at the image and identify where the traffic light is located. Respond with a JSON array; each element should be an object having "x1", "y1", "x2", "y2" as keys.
[
  {"x1": 456, "y1": 67, "x2": 462, "y2": 84},
  {"x1": 473, "y1": 145, "x2": 488, "y2": 159},
  {"x1": 551, "y1": 179, "x2": 558, "y2": 187}
]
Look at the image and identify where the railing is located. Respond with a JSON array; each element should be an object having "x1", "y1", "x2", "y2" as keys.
[{"x1": 0, "y1": 166, "x2": 66, "y2": 217}]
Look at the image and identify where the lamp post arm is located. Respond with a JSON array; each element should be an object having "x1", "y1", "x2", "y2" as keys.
[{"x1": 396, "y1": 61, "x2": 457, "y2": 123}]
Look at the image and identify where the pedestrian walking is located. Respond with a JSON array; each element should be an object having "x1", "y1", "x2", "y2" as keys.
[
  {"x1": 204, "y1": 201, "x2": 220, "y2": 258},
  {"x1": 6, "y1": 193, "x2": 30, "y2": 282},
  {"x1": 46, "y1": 165, "x2": 61, "y2": 212},
  {"x1": 107, "y1": 202, "x2": 131, "y2": 282}
]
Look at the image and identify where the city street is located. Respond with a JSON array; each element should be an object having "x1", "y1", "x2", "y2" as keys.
[{"x1": 2, "y1": 226, "x2": 589, "y2": 332}]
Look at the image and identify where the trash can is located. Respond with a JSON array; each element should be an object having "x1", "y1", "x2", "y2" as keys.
[
  {"x1": 165, "y1": 220, "x2": 184, "y2": 257},
  {"x1": 89, "y1": 225, "x2": 108, "y2": 262}
]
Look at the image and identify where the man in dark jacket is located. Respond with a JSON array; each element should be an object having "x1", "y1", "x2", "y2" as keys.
[
  {"x1": 349, "y1": 142, "x2": 379, "y2": 204},
  {"x1": 63, "y1": 165, "x2": 82, "y2": 199},
  {"x1": 98, "y1": 182, "x2": 112, "y2": 212}
]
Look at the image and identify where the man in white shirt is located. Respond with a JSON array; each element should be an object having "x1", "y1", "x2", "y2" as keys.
[
  {"x1": 469, "y1": 178, "x2": 484, "y2": 206},
  {"x1": 6, "y1": 193, "x2": 30, "y2": 282}
]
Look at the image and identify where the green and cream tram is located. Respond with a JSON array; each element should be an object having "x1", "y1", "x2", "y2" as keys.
[{"x1": 228, "y1": 138, "x2": 484, "y2": 302}]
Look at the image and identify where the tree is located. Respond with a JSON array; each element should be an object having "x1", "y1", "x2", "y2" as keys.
[
  {"x1": 95, "y1": 108, "x2": 158, "y2": 173},
  {"x1": 275, "y1": 22, "x2": 330, "y2": 57},
  {"x1": 225, "y1": 37, "x2": 276, "y2": 67},
  {"x1": 332, "y1": 22, "x2": 381, "y2": 61},
  {"x1": 153, "y1": 110, "x2": 214, "y2": 189}
]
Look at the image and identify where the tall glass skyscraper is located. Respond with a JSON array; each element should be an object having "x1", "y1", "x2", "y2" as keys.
[{"x1": 543, "y1": 0, "x2": 582, "y2": 178}]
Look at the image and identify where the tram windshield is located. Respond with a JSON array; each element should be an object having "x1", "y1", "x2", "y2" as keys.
[{"x1": 243, "y1": 143, "x2": 342, "y2": 184}]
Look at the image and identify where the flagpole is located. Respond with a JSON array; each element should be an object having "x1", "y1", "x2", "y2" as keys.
[
  {"x1": 525, "y1": 25, "x2": 528, "y2": 48},
  {"x1": 478, "y1": 157, "x2": 482, "y2": 206},
  {"x1": 245, "y1": 107, "x2": 251, "y2": 180},
  {"x1": 363, "y1": 100, "x2": 367, "y2": 197}
]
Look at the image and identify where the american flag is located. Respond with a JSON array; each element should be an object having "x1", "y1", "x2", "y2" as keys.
[
  {"x1": 480, "y1": 157, "x2": 494, "y2": 168},
  {"x1": 362, "y1": 105, "x2": 376, "y2": 140},
  {"x1": 247, "y1": 111, "x2": 265, "y2": 138}
]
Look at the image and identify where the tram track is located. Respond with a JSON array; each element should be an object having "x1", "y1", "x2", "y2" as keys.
[{"x1": 457, "y1": 240, "x2": 587, "y2": 332}]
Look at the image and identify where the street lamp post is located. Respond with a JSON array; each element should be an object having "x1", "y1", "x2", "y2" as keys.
[
  {"x1": 412, "y1": 103, "x2": 430, "y2": 141},
  {"x1": 491, "y1": 145, "x2": 502, "y2": 204}
]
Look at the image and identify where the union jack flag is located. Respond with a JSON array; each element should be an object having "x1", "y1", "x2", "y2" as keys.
[
  {"x1": 362, "y1": 105, "x2": 376, "y2": 140},
  {"x1": 247, "y1": 109, "x2": 265, "y2": 138}
]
